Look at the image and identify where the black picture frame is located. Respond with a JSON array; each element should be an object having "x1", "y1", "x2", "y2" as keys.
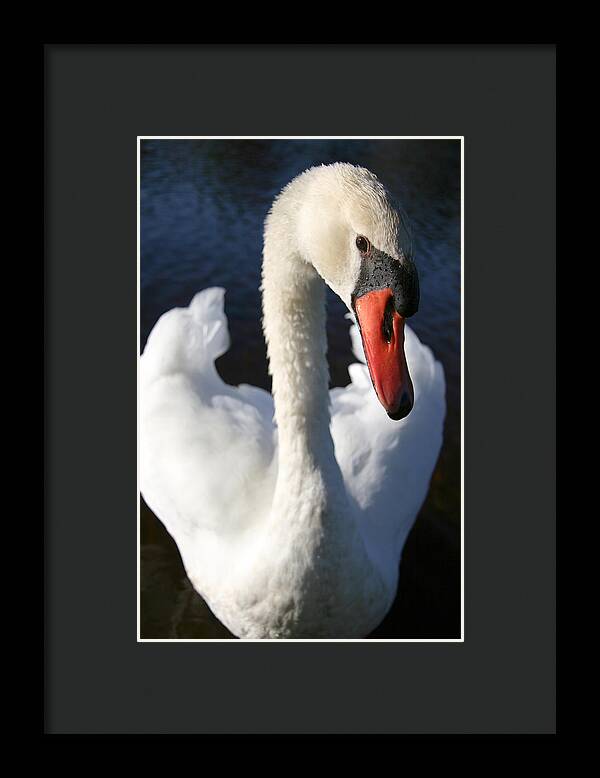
[{"x1": 44, "y1": 43, "x2": 556, "y2": 735}]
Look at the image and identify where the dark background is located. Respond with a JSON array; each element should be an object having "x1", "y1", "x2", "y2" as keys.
[
  {"x1": 45, "y1": 45, "x2": 555, "y2": 733},
  {"x1": 140, "y1": 138, "x2": 461, "y2": 639}
]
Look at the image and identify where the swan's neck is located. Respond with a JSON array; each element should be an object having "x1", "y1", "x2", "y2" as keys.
[{"x1": 262, "y1": 247, "x2": 336, "y2": 480}]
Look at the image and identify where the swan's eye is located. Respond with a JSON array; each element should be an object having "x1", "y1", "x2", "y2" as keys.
[{"x1": 356, "y1": 235, "x2": 371, "y2": 254}]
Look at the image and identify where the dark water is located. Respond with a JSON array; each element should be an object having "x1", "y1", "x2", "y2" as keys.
[{"x1": 140, "y1": 139, "x2": 461, "y2": 639}]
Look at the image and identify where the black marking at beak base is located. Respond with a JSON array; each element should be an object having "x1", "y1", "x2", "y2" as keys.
[{"x1": 351, "y1": 248, "x2": 420, "y2": 318}]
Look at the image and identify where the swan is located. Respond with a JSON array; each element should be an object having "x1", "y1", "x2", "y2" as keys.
[{"x1": 140, "y1": 162, "x2": 445, "y2": 639}]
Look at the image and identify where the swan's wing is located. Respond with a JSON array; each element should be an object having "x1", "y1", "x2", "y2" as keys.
[
  {"x1": 330, "y1": 316, "x2": 446, "y2": 565},
  {"x1": 140, "y1": 288, "x2": 276, "y2": 544}
]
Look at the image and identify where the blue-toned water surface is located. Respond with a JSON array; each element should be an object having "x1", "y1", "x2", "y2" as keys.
[{"x1": 140, "y1": 139, "x2": 461, "y2": 639}]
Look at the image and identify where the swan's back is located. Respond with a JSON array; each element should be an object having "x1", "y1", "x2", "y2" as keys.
[{"x1": 141, "y1": 288, "x2": 445, "y2": 595}]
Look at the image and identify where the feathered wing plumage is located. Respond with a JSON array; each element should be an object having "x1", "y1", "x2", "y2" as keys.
[
  {"x1": 331, "y1": 313, "x2": 445, "y2": 573},
  {"x1": 140, "y1": 288, "x2": 276, "y2": 546},
  {"x1": 141, "y1": 288, "x2": 445, "y2": 591}
]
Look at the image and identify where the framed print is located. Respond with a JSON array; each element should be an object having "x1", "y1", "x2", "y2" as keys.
[{"x1": 44, "y1": 44, "x2": 555, "y2": 735}]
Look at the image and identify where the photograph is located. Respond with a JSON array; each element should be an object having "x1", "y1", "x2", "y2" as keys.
[{"x1": 138, "y1": 137, "x2": 462, "y2": 640}]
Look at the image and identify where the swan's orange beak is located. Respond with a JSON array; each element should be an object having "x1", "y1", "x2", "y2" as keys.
[{"x1": 354, "y1": 288, "x2": 414, "y2": 420}]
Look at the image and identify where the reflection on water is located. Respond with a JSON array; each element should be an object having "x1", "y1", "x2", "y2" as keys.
[{"x1": 140, "y1": 139, "x2": 461, "y2": 639}]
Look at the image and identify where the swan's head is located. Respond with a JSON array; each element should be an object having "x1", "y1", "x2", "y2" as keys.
[{"x1": 293, "y1": 163, "x2": 419, "y2": 420}]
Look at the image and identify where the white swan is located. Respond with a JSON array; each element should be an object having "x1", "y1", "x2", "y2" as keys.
[{"x1": 140, "y1": 163, "x2": 445, "y2": 639}]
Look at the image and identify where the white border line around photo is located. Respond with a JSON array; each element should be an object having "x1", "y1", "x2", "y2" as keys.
[{"x1": 136, "y1": 136, "x2": 465, "y2": 643}]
